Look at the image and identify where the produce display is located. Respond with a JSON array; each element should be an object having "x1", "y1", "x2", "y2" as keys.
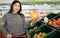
[
  {"x1": 33, "y1": 32, "x2": 47, "y2": 38},
  {"x1": 28, "y1": 13, "x2": 60, "y2": 38},
  {"x1": 28, "y1": 20, "x2": 53, "y2": 38},
  {"x1": 28, "y1": 24, "x2": 54, "y2": 38},
  {"x1": 48, "y1": 18, "x2": 60, "y2": 28}
]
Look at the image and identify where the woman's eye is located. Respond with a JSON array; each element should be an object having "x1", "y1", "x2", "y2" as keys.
[
  {"x1": 15, "y1": 5, "x2": 17, "y2": 6},
  {"x1": 18, "y1": 6, "x2": 20, "y2": 7}
]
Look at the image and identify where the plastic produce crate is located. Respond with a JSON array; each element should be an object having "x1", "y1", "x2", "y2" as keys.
[
  {"x1": 44, "y1": 30, "x2": 60, "y2": 38},
  {"x1": 36, "y1": 24, "x2": 54, "y2": 34},
  {"x1": 29, "y1": 24, "x2": 54, "y2": 38},
  {"x1": 28, "y1": 21, "x2": 45, "y2": 37}
]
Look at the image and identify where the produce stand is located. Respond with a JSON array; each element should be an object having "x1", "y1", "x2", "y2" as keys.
[{"x1": 28, "y1": 13, "x2": 60, "y2": 38}]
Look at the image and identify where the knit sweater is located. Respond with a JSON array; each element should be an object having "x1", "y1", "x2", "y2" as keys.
[{"x1": 0, "y1": 13, "x2": 30, "y2": 36}]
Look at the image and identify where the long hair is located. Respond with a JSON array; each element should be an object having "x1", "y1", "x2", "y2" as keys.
[{"x1": 8, "y1": 0, "x2": 24, "y2": 17}]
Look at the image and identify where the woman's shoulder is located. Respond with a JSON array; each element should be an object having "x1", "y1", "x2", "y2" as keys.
[{"x1": 3, "y1": 13, "x2": 10, "y2": 17}]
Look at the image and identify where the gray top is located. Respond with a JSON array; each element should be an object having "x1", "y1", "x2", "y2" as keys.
[{"x1": 0, "y1": 13, "x2": 30, "y2": 36}]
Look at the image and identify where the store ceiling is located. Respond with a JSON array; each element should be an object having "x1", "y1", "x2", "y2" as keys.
[{"x1": 0, "y1": 0, "x2": 60, "y2": 4}]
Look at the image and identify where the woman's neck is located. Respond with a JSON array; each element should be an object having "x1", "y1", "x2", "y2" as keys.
[{"x1": 12, "y1": 11, "x2": 17, "y2": 14}]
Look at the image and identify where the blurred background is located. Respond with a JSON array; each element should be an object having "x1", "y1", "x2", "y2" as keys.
[{"x1": 0, "y1": 0, "x2": 60, "y2": 21}]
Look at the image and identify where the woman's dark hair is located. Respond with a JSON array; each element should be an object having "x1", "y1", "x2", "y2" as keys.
[{"x1": 8, "y1": 0, "x2": 24, "y2": 17}]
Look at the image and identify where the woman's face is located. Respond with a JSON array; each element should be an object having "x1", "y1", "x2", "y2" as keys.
[{"x1": 13, "y1": 3, "x2": 20, "y2": 13}]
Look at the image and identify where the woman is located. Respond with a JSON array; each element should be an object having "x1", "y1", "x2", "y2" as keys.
[{"x1": 1, "y1": 0, "x2": 30, "y2": 38}]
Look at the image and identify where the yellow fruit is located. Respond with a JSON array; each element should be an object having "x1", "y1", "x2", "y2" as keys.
[
  {"x1": 33, "y1": 32, "x2": 47, "y2": 38},
  {"x1": 33, "y1": 36, "x2": 37, "y2": 38},
  {"x1": 34, "y1": 34, "x2": 37, "y2": 37},
  {"x1": 33, "y1": 34, "x2": 38, "y2": 38},
  {"x1": 30, "y1": 11, "x2": 39, "y2": 21},
  {"x1": 37, "y1": 35, "x2": 42, "y2": 38},
  {"x1": 39, "y1": 32, "x2": 43, "y2": 36},
  {"x1": 42, "y1": 32, "x2": 47, "y2": 38}
]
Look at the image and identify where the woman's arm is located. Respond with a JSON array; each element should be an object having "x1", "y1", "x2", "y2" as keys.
[
  {"x1": 22, "y1": 17, "x2": 31, "y2": 30},
  {"x1": 0, "y1": 15, "x2": 9, "y2": 36}
]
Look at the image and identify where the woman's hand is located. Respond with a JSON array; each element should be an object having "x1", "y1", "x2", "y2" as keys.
[{"x1": 6, "y1": 34, "x2": 12, "y2": 38}]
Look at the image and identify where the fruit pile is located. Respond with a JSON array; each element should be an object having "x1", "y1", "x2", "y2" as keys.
[
  {"x1": 28, "y1": 20, "x2": 46, "y2": 38},
  {"x1": 48, "y1": 18, "x2": 60, "y2": 28},
  {"x1": 33, "y1": 32, "x2": 47, "y2": 38},
  {"x1": 29, "y1": 26, "x2": 38, "y2": 32},
  {"x1": 28, "y1": 26, "x2": 38, "y2": 36},
  {"x1": 30, "y1": 11, "x2": 39, "y2": 21}
]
